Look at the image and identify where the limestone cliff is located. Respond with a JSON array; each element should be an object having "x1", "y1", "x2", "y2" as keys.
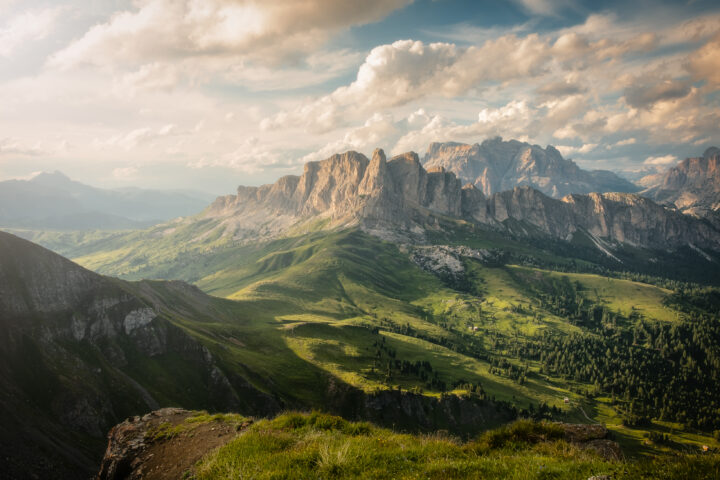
[{"x1": 488, "y1": 187, "x2": 719, "y2": 250}]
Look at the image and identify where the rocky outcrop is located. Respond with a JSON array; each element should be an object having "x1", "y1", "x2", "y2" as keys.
[
  {"x1": 558, "y1": 423, "x2": 622, "y2": 461},
  {"x1": 641, "y1": 147, "x2": 720, "y2": 225},
  {"x1": 423, "y1": 138, "x2": 638, "y2": 198},
  {"x1": 97, "y1": 408, "x2": 251, "y2": 480}
]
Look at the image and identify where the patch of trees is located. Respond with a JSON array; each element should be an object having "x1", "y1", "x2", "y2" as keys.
[
  {"x1": 489, "y1": 358, "x2": 528, "y2": 385},
  {"x1": 510, "y1": 272, "x2": 621, "y2": 330},
  {"x1": 377, "y1": 318, "x2": 490, "y2": 362},
  {"x1": 663, "y1": 288, "x2": 720, "y2": 317},
  {"x1": 369, "y1": 336, "x2": 445, "y2": 392},
  {"x1": 536, "y1": 315, "x2": 720, "y2": 431}
]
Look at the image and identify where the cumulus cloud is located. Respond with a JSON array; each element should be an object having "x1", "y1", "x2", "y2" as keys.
[
  {"x1": 97, "y1": 124, "x2": 181, "y2": 151},
  {"x1": 614, "y1": 138, "x2": 637, "y2": 147},
  {"x1": 644, "y1": 154, "x2": 677, "y2": 166},
  {"x1": 112, "y1": 166, "x2": 139, "y2": 179},
  {"x1": 0, "y1": 7, "x2": 61, "y2": 57},
  {"x1": 188, "y1": 137, "x2": 290, "y2": 174},
  {"x1": 687, "y1": 33, "x2": 720, "y2": 86},
  {"x1": 2, "y1": 1, "x2": 719, "y2": 185},
  {"x1": 260, "y1": 20, "x2": 679, "y2": 136},
  {"x1": 513, "y1": 0, "x2": 573, "y2": 16},
  {"x1": 623, "y1": 75, "x2": 692, "y2": 109},
  {"x1": 536, "y1": 75, "x2": 586, "y2": 97},
  {"x1": 261, "y1": 36, "x2": 555, "y2": 132},
  {"x1": 301, "y1": 113, "x2": 400, "y2": 162},
  {"x1": 0, "y1": 137, "x2": 44, "y2": 156},
  {"x1": 49, "y1": 0, "x2": 410, "y2": 70},
  {"x1": 555, "y1": 143, "x2": 598, "y2": 157}
]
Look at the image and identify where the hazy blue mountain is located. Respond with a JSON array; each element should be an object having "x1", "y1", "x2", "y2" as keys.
[{"x1": 0, "y1": 171, "x2": 215, "y2": 230}]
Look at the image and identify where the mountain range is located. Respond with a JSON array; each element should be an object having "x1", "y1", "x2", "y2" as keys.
[
  {"x1": 95, "y1": 146, "x2": 719, "y2": 267},
  {"x1": 0, "y1": 171, "x2": 214, "y2": 231}
]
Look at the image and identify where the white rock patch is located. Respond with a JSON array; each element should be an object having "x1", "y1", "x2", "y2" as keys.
[{"x1": 123, "y1": 308, "x2": 157, "y2": 335}]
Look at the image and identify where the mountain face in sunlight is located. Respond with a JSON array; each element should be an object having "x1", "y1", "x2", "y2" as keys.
[
  {"x1": 422, "y1": 138, "x2": 639, "y2": 197},
  {"x1": 641, "y1": 147, "x2": 720, "y2": 227}
]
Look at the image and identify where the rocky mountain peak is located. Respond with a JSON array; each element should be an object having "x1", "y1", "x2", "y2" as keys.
[
  {"x1": 423, "y1": 138, "x2": 638, "y2": 198},
  {"x1": 359, "y1": 148, "x2": 390, "y2": 196},
  {"x1": 641, "y1": 147, "x2": 720, "y2": 225}
]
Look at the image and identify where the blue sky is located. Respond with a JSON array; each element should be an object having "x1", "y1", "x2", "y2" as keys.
[{"x1": 0, "y1": 0, "x2": 718, "y2": 193}]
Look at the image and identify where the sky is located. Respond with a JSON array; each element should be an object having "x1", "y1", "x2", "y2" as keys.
[{"x1": 0, "y1": 0, "x2": 718, "y2": 194}]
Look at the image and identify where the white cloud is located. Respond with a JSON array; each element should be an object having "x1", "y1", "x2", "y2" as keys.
[
  {"x1": 555, "y1": 143, "x2": 598, "y2": 157},
  {"x1": 623, "y1": 74, "x2": 691, "y2": 109},
  {"x1": 261, "y1": 35, "x2": 555, "y2": 132},
  {"x1": 0, "y1": 7, "x2": 61, "y2": 57},
  {"x1": 260, "y1": 15, "x2": 695, "y2": 136},
  {"x1": 49, "y1": 0, "x2": 410, "y2": 70},
  {"x1": 644, "y1": 154, "x2": 677, "y2": 166},
  {"x1": 97, "y1": 124, "x2": 181, "y2": 151},
  {"x1": 112, "y1": 166, "x2": 139, "y2": 179},
  {"x1": 687, "y1": 33, "x2": 720, "y2": 86},
  {"x1": 513, "y1": 0, "x2": 572, "y2": 16},
  {"x1": 0, "y1": 137, "x2": 44, "y2": 156},
  {"x1": 301, "y1": 113, "x2": 400, "y2": 162},
  {"x1": 614, "y1": 138, "x2": 637, "y2": 147},
  {"x1": 188, "y1": 136, "x2": 289, "y2": 174}
]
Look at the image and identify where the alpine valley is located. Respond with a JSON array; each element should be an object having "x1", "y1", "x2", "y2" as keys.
[{"x1": 3, "y1": 140, "x2": 720, "y2": 479}]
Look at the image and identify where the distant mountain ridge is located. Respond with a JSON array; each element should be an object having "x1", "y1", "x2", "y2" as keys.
[
  {"x1": 422, "y1": 138, "x2": 639, "y2": 198},
  {"x1": 203, "y1": 148, "x2": 718, "y2": 252},
  {"x1": 0, "y1": 171, "x2": 214, "y2": 230}
]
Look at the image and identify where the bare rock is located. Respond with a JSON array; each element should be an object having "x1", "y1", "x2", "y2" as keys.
[
  {"x1": 557, "y1": 423, "x2": 623, "y2": 461},
  {"x1": 423, "y1": 138, "x2": 637, "y2": 198}
]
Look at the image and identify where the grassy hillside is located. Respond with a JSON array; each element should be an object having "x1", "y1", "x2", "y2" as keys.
[
  {"x1": 40, "y1": 226, "x2": 717, "y2": 457},
  {"x1": 193, "y1": 412, "x2": 720, "y2": 480}
]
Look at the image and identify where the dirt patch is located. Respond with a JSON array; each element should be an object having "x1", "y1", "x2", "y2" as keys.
[{"x1": 97, "y1": 408, "x2": 251, "y2": 480}]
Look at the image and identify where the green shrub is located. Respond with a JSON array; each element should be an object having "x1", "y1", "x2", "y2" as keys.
[{"x1": 472, "y1": 419, "x2": 565, "y2": 451}]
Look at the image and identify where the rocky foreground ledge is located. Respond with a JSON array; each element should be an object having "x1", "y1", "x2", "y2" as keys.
[
  {"x1": 97, "y1": 408, "x2": 252, "y2": 480},
  {"x1": 97, "y1": 408, "x2": 621, "y2": 480}
]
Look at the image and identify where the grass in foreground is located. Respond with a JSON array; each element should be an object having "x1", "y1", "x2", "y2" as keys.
[{"x1": 194, "y1": 412, "x2": 720, "y2": 480}]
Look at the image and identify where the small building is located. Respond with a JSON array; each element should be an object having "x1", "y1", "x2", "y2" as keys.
[
  {"x1": 702, "y1": 445, "x2": 709, "y2": 452},
  {"x1": 563, "y1": 397, "x2": 570, "y2": 404}
]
